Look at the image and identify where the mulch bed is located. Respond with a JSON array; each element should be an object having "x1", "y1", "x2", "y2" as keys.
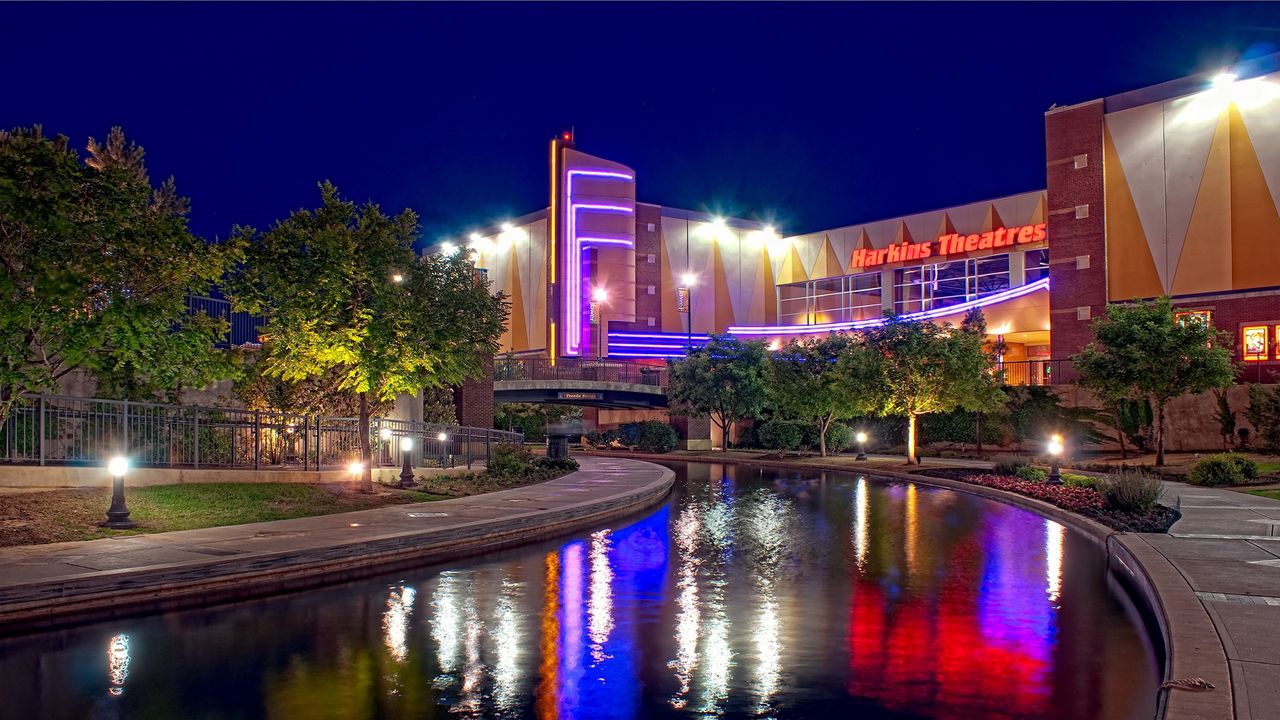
[{"x1": 913, "y1": 468, "x2": 1182, "y2": 534}]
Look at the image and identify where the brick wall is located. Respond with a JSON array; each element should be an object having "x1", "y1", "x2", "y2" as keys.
[
  {"x1": 1045, "y1": 100, "x2": 1107, "y2": 366},
  {"x1": 452, "y1": 356, "x2": 495, "y2": 429},
  {"x1": 615, "y1": 204, "x2": 664, "y2": 332}
]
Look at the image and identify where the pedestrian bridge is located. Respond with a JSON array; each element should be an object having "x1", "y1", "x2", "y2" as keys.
[{"x1": 494, "y1": 358, "x2": 668, "y2": 409}]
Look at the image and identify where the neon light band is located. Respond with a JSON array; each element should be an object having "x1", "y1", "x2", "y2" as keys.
[{"x1": 727, "y1": 277, "x2": 1050, "y2": 336}]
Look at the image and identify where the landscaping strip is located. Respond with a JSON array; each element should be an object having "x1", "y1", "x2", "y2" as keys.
[{"x1": 0, "y1": 457, "x2": 674, "y2": 633}]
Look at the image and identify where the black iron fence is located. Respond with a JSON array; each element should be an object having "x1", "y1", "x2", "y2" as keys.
[{"x1": 1, "y1": 395, "x2": 522, "y2": 470}]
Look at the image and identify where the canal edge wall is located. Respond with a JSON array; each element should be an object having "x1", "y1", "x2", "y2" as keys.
[
  {"x1": 0, "y1": 457, "x2": 674, "y2": 634},
  {"x1": 582, "y1": 450, "x2": 1232, "y2": 720}
]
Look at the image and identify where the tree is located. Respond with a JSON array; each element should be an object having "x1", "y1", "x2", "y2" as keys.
[
  {"x1": 666, "y1": 334, "x2": 769, "y2": 452},
  {"x1": 0, "y1": 125, "x2": 239, "y2": 426},
  {"x1": 1212, "y1": 389, "x2": 1237, "y2": 451},
  {"x1": 230, "y1": 183, "x2": 507, "y2": 491},
  {"x1": 962, "y1": 308, "x2": 1005, "y2": 455},
  {"x1": 769, "y1": 333, "x2": 871, "y2": 456},
  {"x1": 852, "y1": 315, "x2": 1005, "y2": 464},
  {"x1": 1073, "y1": 297, "x2": 1235, "y2": 466}
]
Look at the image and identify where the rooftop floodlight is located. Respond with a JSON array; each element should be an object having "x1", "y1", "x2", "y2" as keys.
[
  {"x1": 440, "y1": 241, "x2": 459, "y2": 256},
  {"x1": 1212, "y1": 72, "x2": 1237, "y2": 88}
]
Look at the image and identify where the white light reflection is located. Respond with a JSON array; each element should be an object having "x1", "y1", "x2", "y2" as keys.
[
  {"x1": 746, "y1": 492, "x2": 787, "y2": 713},
  {"x1": 382, "y1": 585, "x2": 416, "y2": 663},
  {"x1": 587, "y1": 530, "x2": 614, "y2": 663},
  {"x1": 107, "y1": 633, "x2": 130, "y2": 696},
  {"x1": 430, "y1": 572, "x2": 463, "y2": 674},
  {"x1": 854, "y1": 476, "x2": 869, "y2": 570},
  {"x1": 1046, "y1": 519, "x2": 1066, "y2": 604},
  {"x1": 905, "y1": 483, "x2": 919, "y2": 575},
  {"x1": 458, "y1": 594, "x2": 484, "y2": 715},
  {"x1": 668, "y1": 506, "x2": 702, "y2": 710},
  {"x1": 492, "y1": 577, "x2": 523, "y2": 711}
]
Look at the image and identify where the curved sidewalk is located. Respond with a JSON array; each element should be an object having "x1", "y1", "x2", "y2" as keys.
[{"x1": 0, "y1": 456, "x2": 674, "y2": 633}]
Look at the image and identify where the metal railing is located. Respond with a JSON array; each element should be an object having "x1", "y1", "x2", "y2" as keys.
[
  {"x1": 186, "y1": 295, "x2": 263, "y2": 348},
  {"x1": 1, "y1": 395, "x2": 522, "y2": 470},
  {"x1": 998, "y1": 359, "x2": 1074, "y2": 386},
  {"x1": 496, "y1": 356, "x2": 669, "y2": 387}
]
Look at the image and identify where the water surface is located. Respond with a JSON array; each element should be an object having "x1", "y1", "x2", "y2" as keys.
[{"x1": 0, "y1": 462, "x2": 1159, "y2": 719}]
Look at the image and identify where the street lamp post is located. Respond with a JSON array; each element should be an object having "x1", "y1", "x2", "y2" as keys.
[
  {"x1": 102, "y1": 456, "x2": 135, "y2": 529},
  {"x1": 592, "y1": 287, "x2": 609, "y2": 361},
  {"x1": 399, "y1": 437, "x2": 416, "y2": 488},
  {"x1": 379, "y1": 426, "x2": 392, "y2": 466},
  {"x1": 437, "y1": 431, "x2": 449, "y2": 468},
  {"x1": 855, "y1": 432, "x2": 868, "y2": 461},
  {"x1": 1047, "y1": 433, "x2": 1064, "y2": 485}
]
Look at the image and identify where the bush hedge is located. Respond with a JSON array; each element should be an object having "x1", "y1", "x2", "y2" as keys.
[
  {"x1": 993, "y1": 455, "x2": 1028, "y2": 475},
  {"x1": 1100, "y1": 469, "x2": 1163, "y2": 512},
  {"x1": 757, "y1": 420, "x2": 804, "y2": 451},
  {"x1": 1015, "y1": 466, "x2": 1047, "y2": 483},
  {"x1": 826, "y1": 423, "x2": 854, "y2": 453},
  {"x1": 1189, "y1": 455, "x2": 1245, "y2": 486}
]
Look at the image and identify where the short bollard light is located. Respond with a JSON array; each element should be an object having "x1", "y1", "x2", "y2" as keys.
[
  {"x1": 437, "y1": 432, "x2": 449, "y2": 468},
  {"x1": 399, "y1": 437, "x2": 416, "y2": 488},
  {"x1": 855, "y1": 432, "x2": 868, "y2": 461},
  {"x1": 1047, "y1": 433, "x2": 1064, "y2": 485},
  {"x1": 103, "y1": 456, "x2": 135, "y2": 530}
]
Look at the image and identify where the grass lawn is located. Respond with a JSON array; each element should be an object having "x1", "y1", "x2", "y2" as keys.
[
  {"x1": 0, "y1": 483, "x2": 447, "y2": 547},
  {"x1": 1245, "y1": 489, "x2": 1280, "y2": 501}
]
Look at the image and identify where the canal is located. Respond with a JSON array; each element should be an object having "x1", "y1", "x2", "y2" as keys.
[{"x1": 0, "y1": 461, "x2": 1160, "y2": 719}]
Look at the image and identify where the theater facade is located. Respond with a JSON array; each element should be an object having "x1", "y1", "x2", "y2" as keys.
[{"x1": 455, "y1": 57, "x2": 1280, "y2": 389}]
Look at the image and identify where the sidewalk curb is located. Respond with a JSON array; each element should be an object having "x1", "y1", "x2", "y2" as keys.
[{"x1": 0, "y1": 459, "x2": 674, "y2": 634}]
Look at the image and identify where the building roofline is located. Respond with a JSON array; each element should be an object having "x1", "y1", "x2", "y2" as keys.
[{"x1": 1103, "y1": 52, "x2": 1280, "y2": 114}]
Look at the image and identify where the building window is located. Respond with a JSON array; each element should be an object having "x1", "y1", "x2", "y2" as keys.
[
  {"x1": 894, "y1": 254, "x2": 1012, "y2": 314},
  {"x1": 1175, "y1": 310, "x2": 1212, "y2": 329},
  {"x1": 1243, "y1": 325, "x2": 1269, "y2": 361},
  {"x1": 1024, "y1": 248, "x2": 1050, "y2": 282},
  {"x1": 779, "y1": 271, "x2": 882, "y2": 325}
]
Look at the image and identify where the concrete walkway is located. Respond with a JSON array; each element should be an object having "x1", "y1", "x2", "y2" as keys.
[
  {"x1": 0, "y1": 456, "x2": 674, "y2": 632},
  {"x1": 1126, "y1": 482, "x2": 1280, "y2": 720}
]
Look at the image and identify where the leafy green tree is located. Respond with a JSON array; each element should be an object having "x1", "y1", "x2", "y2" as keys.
[
  {"x1": 1212, "y1": 389, "x2": 1237, "y2": 451},
  {"x1": 1246, "y1": 384, "x2": 1280, "y2": 451},
  {"x1": 769, "y1": 333, "x2": 872, "y2": 456},
  {"x1": 667, "y1": 334, "x2": 769, "y2": 452},
  {"x1": 852, "y1": 315, "x2": 1005, "y2": 464},
  {"x1": 230, "y1": 183, "x2": 507, "y2": 491},
  {"x1": 1073, "y1": 297, "x2": 1235, "y2": 465},
  {"x1": 0, "y1": 125, "x2": 239, "y2": 425}
]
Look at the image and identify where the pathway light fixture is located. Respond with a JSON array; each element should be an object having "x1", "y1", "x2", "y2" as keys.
[{"x1": 102, "y1": 456, "x2": 135, "y2": 529}]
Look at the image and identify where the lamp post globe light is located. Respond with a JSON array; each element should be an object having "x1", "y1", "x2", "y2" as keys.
[
  {"x1": 855, "y1": 432, "x2": 868, "y2": 461},
  {"x1": 1047, "y1": 433, "x2": 1064, "y2": 485},
  {"x1": 437, "y1": 432, "x2": 449, "y2": 468},
  {"x1": 102, "y1": 456, "x2": 135, "y2": 530},
  {"x1": 592, "y1": 287, "x2": 609, "y2": 361},
  {"x1": 379, "y1": 426, "x2": 393, "y2": 465},
  {"x1": 399, "y1": 436, "x2": 416, "y2": 488}
]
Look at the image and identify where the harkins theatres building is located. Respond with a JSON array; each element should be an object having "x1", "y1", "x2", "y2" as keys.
[{"x1": 447, "y1": 57, "x2": 1280, "y2": 440}]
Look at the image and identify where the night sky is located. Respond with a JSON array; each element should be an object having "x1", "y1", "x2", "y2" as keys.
[{"x1": 5, "y1": 2, "x2": 1280, "y2": 247}]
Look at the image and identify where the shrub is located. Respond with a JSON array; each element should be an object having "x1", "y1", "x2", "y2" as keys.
[
  {"x1": 1100, "y1": 469, "x2": 1163, "y2": 512},
  {"x1": 633, "y1": 421, "x2": 678, "y2": 453},
  {"x1": 825, "y1": 423, "x2": 854, "y2": 453},
  {"x1": 1062, "y1": 473, "x2": 1099, "y2": 490},
  {"x1": 1247, "y1": 384, "x2": 1280, "y2": 451},
  {"x1": 1188, "y1": 456, "x2": 1244, "y2": 486},
  {"x1": 1213, "y1": 452, "x2": 1259, "y2": 480},
  {"x1": 488, "y1": 443, "x2": 535, "y2": 476},
  {"x1": 1015, "y1": 466, "x2": 1047, "y2": 483},
  {"x1": 757, "y1": 420, "x2": 804, "y2": 451},
  {"x1": 534, "y1": 456, "x2": 579, "y2": 473},
  {"x1": 993, "y1": 455, "x2": 1027, "y2": 475}
]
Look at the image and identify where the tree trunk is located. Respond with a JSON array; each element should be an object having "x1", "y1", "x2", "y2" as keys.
[
  {"x1": 358, "y1": 392, "x2": 373, "y2": 493},
  {"x1": 819, "y1": 415, "x2": 831, "y2": 457},
  {"x1": 1155, "y1": 400, "x2": 1166, "y2": 467},
  {"x1": 1116, "y1": 421, "x2": 1129, "y2": 460},
  {"x1": 720, "y1": 416, "x2": 730, "y2": 453},
  {"x1": 906, "y1": 413, "x2": 917, "y2": 465},
  {"x1": 975, "y1": 413, "x2": 983, "y2": 456}
]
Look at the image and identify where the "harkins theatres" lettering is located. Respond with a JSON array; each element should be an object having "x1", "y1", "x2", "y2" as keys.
[{"x1": 849, "y1": 222, "x2": 1047, "y2": 270}]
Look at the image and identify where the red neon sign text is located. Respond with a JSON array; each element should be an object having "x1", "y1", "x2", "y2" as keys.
[{"x1": 850, "y1": 222, "x2": 1046, "y2": 271}]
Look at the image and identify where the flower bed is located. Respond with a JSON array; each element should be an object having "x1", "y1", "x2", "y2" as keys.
[
  {"x1": 960, "y1": 473, "x2": 1104, "y2": 513},
  {"x1": 915, "y1": 468, "x2": 1181, "y2": 533}
]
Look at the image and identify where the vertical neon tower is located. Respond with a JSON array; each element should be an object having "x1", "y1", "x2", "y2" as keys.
[{"x1": 550, "y1": 133, "x2": 637, "y2": 358}]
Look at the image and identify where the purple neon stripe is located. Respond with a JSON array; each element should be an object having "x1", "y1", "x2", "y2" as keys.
[
  {"x1": 608, "y1": 332, "x2": 713, "y2": 340},
  {"x1": 727, "y1": 277, "x2": 1050, "y2": 336},
  {"x1": 578, "y1": 237, "x2": 635, "y2": 247},
  {"x1": 564, "y1": 169, "x2": 635, "y2": 356},
  {"x1": 608, "y1": 351, "x2": 687, "y2": 358},
  {"x1": 609, "y1": 342, "x2": 691, "y2": 350}
]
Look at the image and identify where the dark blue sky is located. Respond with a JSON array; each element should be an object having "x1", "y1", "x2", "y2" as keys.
[{"x1": 5, "y1": 2, "x2": 1280, "y2": 246}]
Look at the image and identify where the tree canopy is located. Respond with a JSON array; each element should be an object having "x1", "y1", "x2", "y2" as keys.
[
  {"x1": 769, "y1": 333, "x2": 872, "y2": 456},
  {"x1": 0, "y1": 125, "x2": 239, "y2": 424},
  {"x1": 1073, "y1": 297, "x2": 1235, "y2": 465},
  {"x1": 666, "y1": 334, "x2": 769, "y2": 452},
  {"x1": 229, "y1": 183, "x2": 507, "y2": 490},
  {"x1": 852, "y1": 314, "x2": 1005, "y2": 463}
]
